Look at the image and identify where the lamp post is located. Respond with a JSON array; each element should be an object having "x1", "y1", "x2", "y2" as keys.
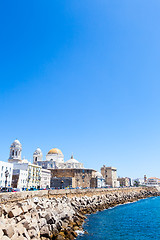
[
  {"x1": 5, "y1": 170, "x2": 9, "y2": 188},
  {"x1": 61, "y1": 180, "x2": 64, "y2": 189}
]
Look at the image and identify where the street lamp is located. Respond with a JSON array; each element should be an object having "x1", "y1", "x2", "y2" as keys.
[
  {"x1": 5, "y1": 170, "x2": 9, "y2": 188},
  {"x1": 61, "y1": 180, "x2": 64, "y2": 189}
]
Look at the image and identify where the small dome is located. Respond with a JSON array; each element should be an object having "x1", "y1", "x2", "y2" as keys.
[
  {"x1": 34, "y1": 147, "x2": 42, "y2": 155},
  {"x1": 48, "y1": 148, "x2": 62, "y2": 155},
  {"x1": 12, "y1": 139, "x2": 21, "y2": 146},
  {"x1": 66, "y1": 154, "x2": 79, "y2": 164},
  {"x1": 95, "y1": 172, "x2": 103, "y2": 178}
]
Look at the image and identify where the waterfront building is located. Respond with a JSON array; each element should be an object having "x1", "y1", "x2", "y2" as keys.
[
  {"x1": 50, "y1": 168, "x2": 95, "y2": 188},
  {"x1": 117, "y1": 177, "x2": 130, "y2": 187},
  {"x1": 33, "y1": 148, "x2": 84, "y2": 169},
  {"x1": 146, "y1": 177, "x2": 160, "y2": 186},
  {"x1": 101, "y1": 166, "x2": 118, "y2": 188},
  {"x1": 0, "y1": 161, "x2": 13, "y2": 188},
  {"x1": 144, "y1": 175, "x2": 147, "y2": 184},
  {"x1": 13, "y1": 162, "x2": 41, "y2": 189},
  {"x1": 132, "y1": 178, "x2": 144, "y2": 186},
  {"x1": 90, "y1": 171, "x2": 105, "y2": 188},
  {"x1": 11, "y1": 169, "x2": 28, "y2": 189},
  {"x1": 40, "y1": 169, "x2": 51, "y2": 189}
]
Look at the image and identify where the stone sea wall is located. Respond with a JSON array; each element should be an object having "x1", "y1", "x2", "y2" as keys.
[{"x1": 0, "y1": 187, "x2": 159, "y2": 240}]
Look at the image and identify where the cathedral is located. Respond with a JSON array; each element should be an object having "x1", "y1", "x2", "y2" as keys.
[
  {"x1": 7, "y1": 139, "x2": 108, "y2": 189},
  {"x1": 33, "y1": 147, "x2": 84, "y2": 169},
  {"x1": 8, "y1": 140, "x2": 84, "y2": 170}
]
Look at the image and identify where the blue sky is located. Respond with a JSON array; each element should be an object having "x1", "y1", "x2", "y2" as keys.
[{"x1": 0, "y1": 0, "x2": 160, "y2": 178}]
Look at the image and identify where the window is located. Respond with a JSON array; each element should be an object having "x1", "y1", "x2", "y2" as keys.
[{"x1": 1, "y1": 166, "x2": 4, "y2": 171}]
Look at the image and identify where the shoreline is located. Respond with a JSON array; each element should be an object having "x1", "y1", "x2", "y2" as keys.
[
  {"x1": 75, "y1": 195, "x2": 160, "y2": 239},
  {"x1": 0, "y1": 187, "x2": 159, "y2": 240}
]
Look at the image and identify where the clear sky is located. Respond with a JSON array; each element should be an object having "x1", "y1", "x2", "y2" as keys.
[{"x1": 0, "y1": 0, "x2": 160, "y2": 179}]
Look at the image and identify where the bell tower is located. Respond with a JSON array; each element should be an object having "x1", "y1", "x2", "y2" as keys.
[
  {"x1": 33, "y1": 148, "x2": 43, "y2": 164},
  {"x1": 8, "y1": 139, "x2": 22, "y2": 163}
]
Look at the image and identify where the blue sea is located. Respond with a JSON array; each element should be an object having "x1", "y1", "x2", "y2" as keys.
[{"x1": 77, "y1": 197, "x2": 160, "y2": 240}]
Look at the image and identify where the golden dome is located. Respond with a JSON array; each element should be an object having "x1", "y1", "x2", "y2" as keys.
[{"x1": 47, "y1": 148, "x2": 62, "y2": 155}]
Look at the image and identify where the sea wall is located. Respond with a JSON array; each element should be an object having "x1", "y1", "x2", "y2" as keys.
[
  {"x1": 0, "y1": 187, "x2": 159, "y2": 240},
  {"x1": 0, "y1": 187, "x2": 149, "y2": 204}
]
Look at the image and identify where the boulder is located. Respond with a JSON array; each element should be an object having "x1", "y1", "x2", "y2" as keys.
[
  {"x1": 3, "y1": 225, "x2": 14, "y2": 238},
  {"x1": 0, "y1": 228, "x2": 4, "y2": 238},
  {"x1": 8, "y1": 207, "x2": 22, "y2": 218}
]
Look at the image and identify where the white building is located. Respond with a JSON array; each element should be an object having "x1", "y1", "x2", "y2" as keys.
[
  {"x1": 33, "y1": 148, "x2": 84, "y2": 169},
  {"x1": 146, "y1": 177, "x2": 160, "y2": 186},
  {"x1": 132, "y1": 178, "x2": 144, "y2": 186},
  {"x1": 94, "y1": 171, "x2": 105, "y2": 188},
  {"x1": 65, "y1": 154, "x2": 83, "y2": 169},
  {"x1": 12, "y1": 169, "x2": 28, "y2": 190},
  {"x1": 40, "y1": 169, "x2": 51, "y2": 189},
  {"x1": 8, "y1": 139, "x2": 41, "y2": 189},
  {"x1": 13, "y1": 162, "x2": 41, "y2": 189},
  {"x1": 0, "y1": 161, "x2": 13, "y2": 188}
]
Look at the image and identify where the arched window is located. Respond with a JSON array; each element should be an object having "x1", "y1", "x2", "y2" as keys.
[
  {"x1": 35, "y1": 157, "x2": 37, "y2": 161},
  {"x1": 12, "y1": 150, "x2": 14, "y2": 156}
]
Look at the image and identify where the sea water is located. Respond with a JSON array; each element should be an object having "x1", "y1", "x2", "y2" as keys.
[{"x1": 76, "y1": 197, "x2": 160, "y2": 240}]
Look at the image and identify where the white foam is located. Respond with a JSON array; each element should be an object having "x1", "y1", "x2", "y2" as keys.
[{"x1": 75, "y1": 230, "x2": 85, "y2": 235}]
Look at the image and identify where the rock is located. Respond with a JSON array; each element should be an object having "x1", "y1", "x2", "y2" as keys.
[
  {"x1": 3, "y1": 225, "x2": 14, "y2": 238},
  {"x1": 40, "y1": 225, "x2": 50, "y2": 237},
  {"x1": 28, "y1": 229, "x2": 37, "y2": 238},
  {"x1": 8, "y1": 207, "x2": 22, "y2": 218},
  {"x1": 0, "y1": 228, "x2": 4, "y2": 238},
  {"x1": 1, "y1": 236, "x2": 10, "y2": 240},
  {"x1": 21, "y1": 205, "x2": 28, "y2": 213},
  {"x1": 11, "y1": 232, "x2": 19, "y2": 240},
  {"x1": 56, "y1": 235, "x2": 65, "y2": 240}
]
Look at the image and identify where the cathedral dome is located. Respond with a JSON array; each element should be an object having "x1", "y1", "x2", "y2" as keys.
[
  {"x1": 12, "y1": 139, "x2": 21, "y2": 146},
  {"x1": 34, "y1": 147, "x2": 42, "y2": 155},
  {"x1": 48, "y1": 148, "x2": 62, "y2": 155},
  {"x1": 66, "y1": 156, "x2": 79, "y2": 164}
]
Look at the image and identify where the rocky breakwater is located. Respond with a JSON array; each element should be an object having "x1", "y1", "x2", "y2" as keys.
[{"x1": 0, "y1": 187, "x2": 159, "y2": 240}]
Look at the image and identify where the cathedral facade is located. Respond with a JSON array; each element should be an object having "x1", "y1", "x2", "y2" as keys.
[{"x1": 33, "y1": 147, "x2": 84, "y2": 169}]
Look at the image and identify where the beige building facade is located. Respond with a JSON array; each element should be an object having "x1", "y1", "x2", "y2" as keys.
[
  {"x1": 101, "y1": 166, "x2": 118, "y2": 188},
  {"x1": 50, "y1": 168, "x2": 95, "y2": 188},
  {"x1": 117, "y1": 177, "x2": 130, "y2": 187}
]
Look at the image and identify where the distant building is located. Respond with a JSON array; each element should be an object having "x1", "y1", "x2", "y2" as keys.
[
  {"x1": 144, "y1": 175, "x2": 147, "y2": 184},
  {"x1": 40, "y1": 169, "x2": 51, "y2": 189},
  {"x1": 11, "y1": 169, "x2": 28, "y2": 189},
  {"x1": 101, "y1": 166, "x2": 118, "y2": 187},
  {"x1": 132, "y1": 178, "x2": 144, "y2": 186},
  {"x1": 90, "y1": 171, "x2": 105, "y2": 188},
  {"x1": 50, "y1": 168, "x2": 95, "y2": 189},
  {"x1": 117, "y1": 177, "x2": 130, "y2": 187},
  {"x1": 0, "y1": 161, "x2": 13, "y2": 188},
  {"x1": 146, "y1": 177, "x2": 160, "y2": 186}
]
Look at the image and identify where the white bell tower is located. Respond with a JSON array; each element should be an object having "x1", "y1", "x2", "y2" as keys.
[
  {"x1": 33, "y1": 148, "x2": 43, "y2": 164},
  {"x1": 8, "y1": 139, "x2": 22, "y2": 163}
]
